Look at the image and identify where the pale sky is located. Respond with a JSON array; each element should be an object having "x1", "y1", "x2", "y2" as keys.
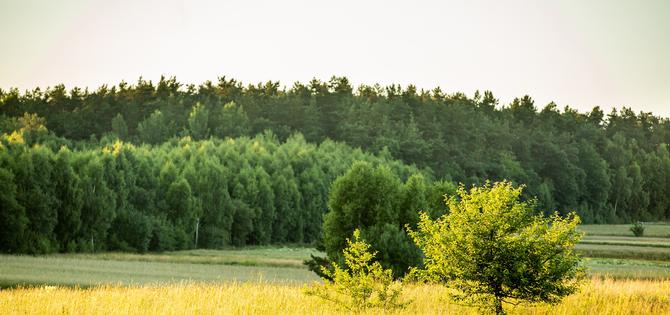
[{"x1": 1, "y1": 0, "x2": 669, "y2": 117}]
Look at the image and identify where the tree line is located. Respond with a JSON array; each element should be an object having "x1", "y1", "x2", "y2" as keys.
[
  {"x1": 1, "y1": 76, "x2": 670, "y2": 225},
  {"x1": 0, "y1": 119, "x2": 437, "y2": 254}
]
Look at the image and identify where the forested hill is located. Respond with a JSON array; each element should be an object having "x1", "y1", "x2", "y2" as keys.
[{"x1": 2, "y1": 76, "x2": 670, "y2": 228}]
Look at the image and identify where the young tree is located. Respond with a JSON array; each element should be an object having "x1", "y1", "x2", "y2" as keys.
[
  {"x1": 212, "y1": 101, "x2": 250, "y2": 138},
  {"x1": 187, "y1": 102, "x2": 210, "y2": 140},
  {"x1": 77, "y1": 156, "x2": 117, "y2": 252},
  {"x1": 52, "y1": 148, "x2": 84, "y2": 251},
  {"x1": 408, "y1": 181, "x2": 584, "y2": 314},
  {"x1": 304, "y1": 229, "x2": 404, "y2": 310},
  {"x1": 137, "y1": 110, "x2": 169, "y2": 144}
]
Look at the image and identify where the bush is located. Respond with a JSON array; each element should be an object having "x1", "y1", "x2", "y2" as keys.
[
  {"x1": 304, "y1": 229, "x2": 406, "y2": 310},
  {"x1": 408, "y1": 181, "x2": 585, "y2": 315},
  {"x1": 322, "y1": 162, "x2": 425, "y2": 278},
  {"x1": 630, "y1": 221, "x2": 645, "y2": 237}
]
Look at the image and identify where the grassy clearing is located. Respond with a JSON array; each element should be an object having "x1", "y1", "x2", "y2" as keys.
[
  {"x1": 579, "y1": 224, "x2": 670, "y2": 237},
  {"x1": 1, "y1": 279, "x2": 669, "y2": 314},
  {"x1": 0, "y1": 255, "x2": 318, "y2": 288},
  {"x1": 1, "y1": 251, "x2": 667, "y2": 290}
]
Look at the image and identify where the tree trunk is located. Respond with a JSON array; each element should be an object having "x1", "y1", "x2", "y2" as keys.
[
  {"x1": 194, "y1": 218, "x2": 199, "y2": 249},
  {"x1": 494, "y1": 297, "x2": 505, "y2": 315}
]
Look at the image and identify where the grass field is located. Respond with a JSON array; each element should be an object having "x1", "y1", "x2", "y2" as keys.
[
  {"x1": 1, "y1": 228, "x2": 669, "y2": 314},
  {"x1": 54, "y1": 247, "x2": 322, "y2": 268},
  {"x1": 1, "y1": 279, "x2": 669, "y2": 314},
  {"x1": 0, "y1": 253, "x2": 318, "y2": 289},
  {"x1": 581, "y1": 235, "x2": 670, "y2": 247},
  {"x1": 1, "y1": 246, "x2": 668, "y2": 289},
  {"x1": 575, "y1": 224, "x2": 670, "y2": 262},
  {"x1": 579, "y1": 223, "x2": 670, "y2": 237},
  {"x1": 586, "y1": 258, "x2": 670, "y2": 280},
  {"x1": 576, "y1": 243, "x2": 670, "y2": 261}
]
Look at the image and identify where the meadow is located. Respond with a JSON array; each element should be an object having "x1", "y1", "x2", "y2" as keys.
[
  {"x1": 1, "y1": 224, "x2": 669, "y2": 314},
  {"x1": 1, "y1": 279, "x2": 669, "y2": 314},
  {"x1": 578, "y1": 223, "x2": 670, "y2": 237},
  {"x1": 0, "y1": 248, "x2": 320, "y2": 288},
  {"x1": 575, "y1": 224, "x2": 670, "y2": 259},
  {"x1": 1, "y1": 243, "x2": 668, "y2": 289}
]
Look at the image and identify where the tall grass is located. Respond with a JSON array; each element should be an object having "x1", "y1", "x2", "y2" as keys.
[{"x1": 1, "y1": 278, "x2": 668, "y2": 314}]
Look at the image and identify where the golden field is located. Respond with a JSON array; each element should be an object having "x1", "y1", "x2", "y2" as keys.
[{"x1": 1, "y1": 278, "x2": 669, "y2": 315}]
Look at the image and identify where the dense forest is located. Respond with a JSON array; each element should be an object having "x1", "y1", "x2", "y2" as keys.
[
  {"x1": 0, "y1": 128, "x2": 442, "y2": 253},
  {"x1": 1, "y1": 76, "x2": 670, "y2": 253}
]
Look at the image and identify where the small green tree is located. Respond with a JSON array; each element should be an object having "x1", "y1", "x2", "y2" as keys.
[
  {"x1": 304, "y1": 229, "x2": 405, "y2": 310},
  {"x1": 187, "y1": 102, "x2": 210, "y2": 140},
  {"x1": 630, "y1": 221, "x2": 645, "y2": 237},
  {"x1": 137, "y1": 110, "x2": 170, "y2": 144},
  {"x1": 408, "y1": 181, "x2": 584, "y2": 315}
]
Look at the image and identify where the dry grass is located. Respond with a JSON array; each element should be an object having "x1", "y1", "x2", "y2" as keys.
[{"x1": 1, "y1": 278, "x2": 669, "y2": 314}]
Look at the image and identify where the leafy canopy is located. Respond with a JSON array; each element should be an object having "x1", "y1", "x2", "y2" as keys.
[
  {"x1": 408, "y1": 181, "x2": 584, "y2": 314},
  {"x1": 322, "y1": 161, "x2": 422, "y2": 277}
]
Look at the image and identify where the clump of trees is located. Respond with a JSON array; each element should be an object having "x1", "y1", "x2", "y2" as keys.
[
  {"x1": 322, "y1": 161, "x2": 453, "y2": 277},
  {"x1": 314, "y1": 181, "x2": 584, "y2": 314},
  {"x1": 2, "y1": 76, "x2": 670, "y2": 223},
  {"x1": 0, "y1": 123, "x2": 425, "y2": 254}
]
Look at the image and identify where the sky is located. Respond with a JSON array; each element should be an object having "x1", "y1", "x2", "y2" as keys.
[{"x1": 1, "y1": 0, "x2": 669, "y2": 117}]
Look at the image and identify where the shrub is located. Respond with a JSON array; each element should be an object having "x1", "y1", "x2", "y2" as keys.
[
  {"x1": 304, "y1": 229, "x2": 406, "y2": 310},
  {"x1": 630, "y1": 221, "x2": 645, "y2": 237}
]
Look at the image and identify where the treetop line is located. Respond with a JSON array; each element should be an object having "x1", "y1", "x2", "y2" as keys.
[{"x1": 1, "y1": 76, "x2": 669, "y2": 255}]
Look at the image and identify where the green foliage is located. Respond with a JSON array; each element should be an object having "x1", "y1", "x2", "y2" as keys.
[
  {"x1": 213, "y1": 101, "x2": 250, "y2": 138},
  {"x1": 2, "y1": 76, "x2": 670, "y2": 224},
  {"x1": 2, "y1": 75, "x2": 670, "y2": 255},
  {"x1": 108, "y1": 210, "x2": 152, "y2": 252},
  {"x1": 187, "y1": 103, "x2": 209, "y2": 140},
  {"x1": 408, "y1": 181, "x2": 585, "y2": 314},
  {"x1": 323, "y1": 161, "x2": 425, "y2": 277},
  {"x1": 0, "y1": 129, "x2": 424, "y2": 254},
  {"x1": 0, "y1": 167, "x2": 27, "y2": 252},
  {"x1": 303, "y1": 254, "x2": 333, "y2": 280},
  {"x1": 304, "y1": 229, "x2": 405, "y2": 310},
  {"x1": 137, "y1": 110, "x2": 170, "y2": 144},
  {"x1": 630, "y1": 221, "x2": 645, "y2": 237},
  {"x1": 52, "y1": 148, "x2": 83, "y2": 251},
  {"x1": 111, "y1": 113, "x2": 128, "y2": 140}
]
